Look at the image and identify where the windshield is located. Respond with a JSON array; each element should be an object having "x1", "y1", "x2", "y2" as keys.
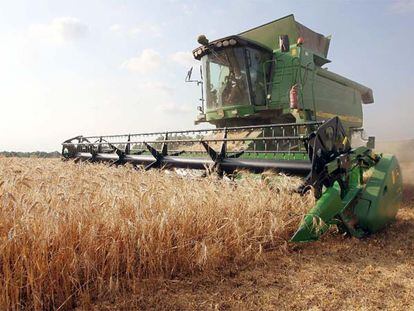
[
  {"x1": 202, "y1": 47, "x2": 250, "y2": 109},
  {"x1": 202, "y1": 47, "x2": 270, "y2": 110}
]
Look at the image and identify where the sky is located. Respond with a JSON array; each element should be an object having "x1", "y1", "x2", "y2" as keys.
[{"x1": 0, "y1": 0, "x2": 413, "y2": 151}]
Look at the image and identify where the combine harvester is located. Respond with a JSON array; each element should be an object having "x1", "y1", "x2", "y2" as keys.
[{"x1": 62, "y1": 15, "x2": 403, "y2": 242}]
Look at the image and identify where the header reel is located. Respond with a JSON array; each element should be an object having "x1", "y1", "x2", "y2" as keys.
[{"x1": 62, "y1": 117, "x2": 402, "y2": 242}]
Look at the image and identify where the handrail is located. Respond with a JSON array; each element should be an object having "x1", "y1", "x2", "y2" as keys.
[{"x1": 78, "y1": 120, "x2": 323, "y2": 140}]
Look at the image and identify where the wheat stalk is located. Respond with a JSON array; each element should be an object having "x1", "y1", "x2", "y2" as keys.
[{"x1": 0, "y1": 157, "x2": 311, "y2": 310}]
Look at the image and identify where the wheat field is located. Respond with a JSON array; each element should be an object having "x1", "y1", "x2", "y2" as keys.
[{"x1": 0, "y1": 158, "x2": 312, "y2": 310}]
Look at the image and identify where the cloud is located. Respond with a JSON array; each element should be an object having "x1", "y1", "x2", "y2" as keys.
[
  {"x1": 181, "y1": 3, "x2": 193, "y2": 15},
  {"x1": 389, "y1": 0, "x2": 414, "y2": 13},
  {"x1": 170, "y1": 51, "x2": 198, "y2": 68},
  {"x1": 108, "y1": 22, "x2": 162, "y2": 38},
  {"x1": 167, "y1": 1, "x2": 197, "y2": 15},
  {"x1": 28, "y1": 17, "x2": 88, "y2": 44},
  {"x1": 156, "y1": 102, "x2": 192, "y2": 114},
  {"x1": 121, "y1": 49, "x2": 161, "y2": 73},
  {"x1": 129, "y1": 23, "x2": 162, "y2": 37},
  {"x1": 109, "y1": 24, "x2": 123, "y2": 33},
  {"x1": 139, "y1": 81, "x2": 174, "y2": 95}
]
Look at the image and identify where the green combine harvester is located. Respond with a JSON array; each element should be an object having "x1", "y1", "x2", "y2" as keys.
[{"x1": 62, "y1": 15, "x2": 403, "y2": 242}]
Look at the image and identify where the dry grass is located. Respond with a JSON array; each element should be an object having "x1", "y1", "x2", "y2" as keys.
[
  {"x1": 106, "y1": 181, "x2": 414, "y2": 311},
  {"x1": 0, "y1": 158, "x2": 312, "y2": 310},
  {"x1": 2, "y1": 156, "x2": 413, "y2": 311}
]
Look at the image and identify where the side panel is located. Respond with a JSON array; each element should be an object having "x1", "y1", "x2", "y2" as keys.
[{"x1": 312, "y1": 68, "x2": 363, "y2": 129}]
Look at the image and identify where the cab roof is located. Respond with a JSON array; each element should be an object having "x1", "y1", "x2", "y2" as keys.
[{"x1": 192, "y1": 35, "x2": 272, "y2": 60}]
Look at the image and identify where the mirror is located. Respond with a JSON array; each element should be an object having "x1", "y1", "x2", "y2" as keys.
[
  {"x1": 185, "y1": 65, "x2": 205, "y2": 114},
  {"x1": 279, "y1": 35, "x2": 290, "y2": 52},
  {"x1": 185, "y1": 67, "x2": 193, "y2": 82}
]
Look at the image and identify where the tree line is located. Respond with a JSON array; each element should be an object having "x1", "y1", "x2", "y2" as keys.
[{"x1": 0, "y1": 151, "x2": 61, "y2": 158}]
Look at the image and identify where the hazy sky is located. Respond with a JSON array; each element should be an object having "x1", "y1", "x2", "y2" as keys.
[{"x1": 0, "y1": 0, "x2": 413, "y2": 151}]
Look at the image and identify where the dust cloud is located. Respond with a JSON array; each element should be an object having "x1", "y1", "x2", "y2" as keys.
[{"x1": 376, "y1": 140, "x2": 414, "y2": 185}]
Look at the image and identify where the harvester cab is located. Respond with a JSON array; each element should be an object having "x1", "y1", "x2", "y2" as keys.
[
  {"x1": 62, "y1": 14, "x2": 403, "y2": 243},
  {"x1": 191, "y1": 14, "x2": 373, "y2": 133}
]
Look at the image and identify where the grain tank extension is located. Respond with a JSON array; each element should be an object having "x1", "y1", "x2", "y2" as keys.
[{"x1": 62, "y1": 15, "x2": 402, "y2": 242}]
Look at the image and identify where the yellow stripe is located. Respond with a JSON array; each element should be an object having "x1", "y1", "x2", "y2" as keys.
[{"x1": 316, "y1": 111, "x2": 362, "y2": 124}]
